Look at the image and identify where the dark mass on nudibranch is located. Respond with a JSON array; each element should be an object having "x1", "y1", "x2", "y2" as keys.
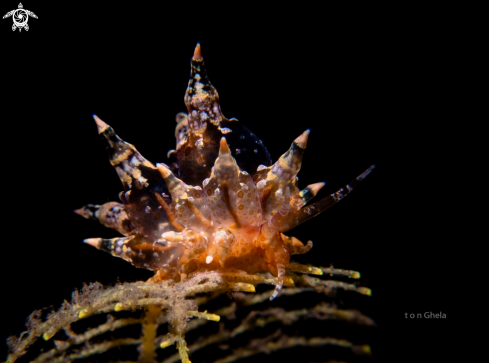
[{"x1": 75, "y1": 43, "x2": 375, "y2": 301}]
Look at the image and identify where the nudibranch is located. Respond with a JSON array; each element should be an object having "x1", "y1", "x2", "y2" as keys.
[{"x1": 75, "y1": 43, "x2": 374, "y2": 301}]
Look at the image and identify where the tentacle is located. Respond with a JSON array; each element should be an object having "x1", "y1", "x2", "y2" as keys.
[
  {"x1": 270, "y1": 129, "x2": 309, "y2": 184},
  {"x1": 74, "y1": 202, "x2": 135, "y2": 236},
  {"x1": 175, "y1": 44, "x2": 223, "y2": 184},
  {"x1": 157, "y1": 163, "x2": 210, "y2": 232},
  {"x1": 161, "y1": 230, "x2": 208, "y2": 261},
  {"x1": 293, "y1": 240, "x2": 313, "y2": 255},
  {"x1": 176, "y1": 44, "x2": 271, "y2": 185},
  {"x1": 281, "y1": 234, "x2": 313, "y2": 255},
  {"x1": 297, "y1": 182, "x2": 326, "y2": 208},
  {"x1": 281, "y1": 165, "x2": 376, "y2": 233},
  {"x1": 262, "y1": 232, "x2": 290, "y2": 300},
  {"x1": 83, "y1": 234, "x2": 184, "y2": 271},
  {"x1": 184, "y1": 43, "x2": 223, "y2": 129},
  {"x1": 259, "y1": 130, "x2": 309, "y2": 221},
  {"x1": 218, "y1": 138, "x2": 262, "y2": 227},
  {"x1": 204, "y1": 138, "x2": 262, "y2": 232},
  {"x1": 203, "y1": 139, "x2": 240, "y2": 229},
  {"x1": 261, "y1": 187, "x2": 291, "y2": 239},
  {"x1": 156, "y1": 163, "x2": 188, "y2": 199},
  {"x1": 270, "y1": 263, "x2": 285, "y2": 301},
  {"x1": 83, "y1": 236, "x2": 135, "y2": 265},
  {"x1": 213, "y1": 137, "x2": 239, "y2": 182},
  {"x1": 93, "y1": 115, "x2": 177, "y2": 240}
]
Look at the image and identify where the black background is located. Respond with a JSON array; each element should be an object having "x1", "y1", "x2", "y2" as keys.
[{"x1": 1, "y1": 3, "x2": 463, "y2": 362}]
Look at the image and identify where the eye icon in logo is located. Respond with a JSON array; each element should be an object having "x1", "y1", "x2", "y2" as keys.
[{"x1": 3, "y1": 3, "x2": 37, "y2": 32}]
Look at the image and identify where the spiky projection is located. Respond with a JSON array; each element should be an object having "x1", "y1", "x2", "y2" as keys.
[{"x1": 5, "y1": 44, "x2": 375, "y2": 363}]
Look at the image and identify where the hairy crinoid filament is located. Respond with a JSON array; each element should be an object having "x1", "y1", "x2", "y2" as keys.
[{"x1": 5, "y1": 44, "x2": 375, "y2": 363}]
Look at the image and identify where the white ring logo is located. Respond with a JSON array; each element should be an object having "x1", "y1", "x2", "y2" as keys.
[{"x1": 3, "y1": 3, "x2": 37, "y2": 32}]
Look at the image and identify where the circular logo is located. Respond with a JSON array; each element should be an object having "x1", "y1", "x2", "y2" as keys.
[{"x1": 12, "y1": 9, "x2": 28, "y2": 27}]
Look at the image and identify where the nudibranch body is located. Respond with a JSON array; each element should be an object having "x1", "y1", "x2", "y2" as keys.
[{"x1": 76, "y1": 44, "x2": 374, "y2": 300}]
